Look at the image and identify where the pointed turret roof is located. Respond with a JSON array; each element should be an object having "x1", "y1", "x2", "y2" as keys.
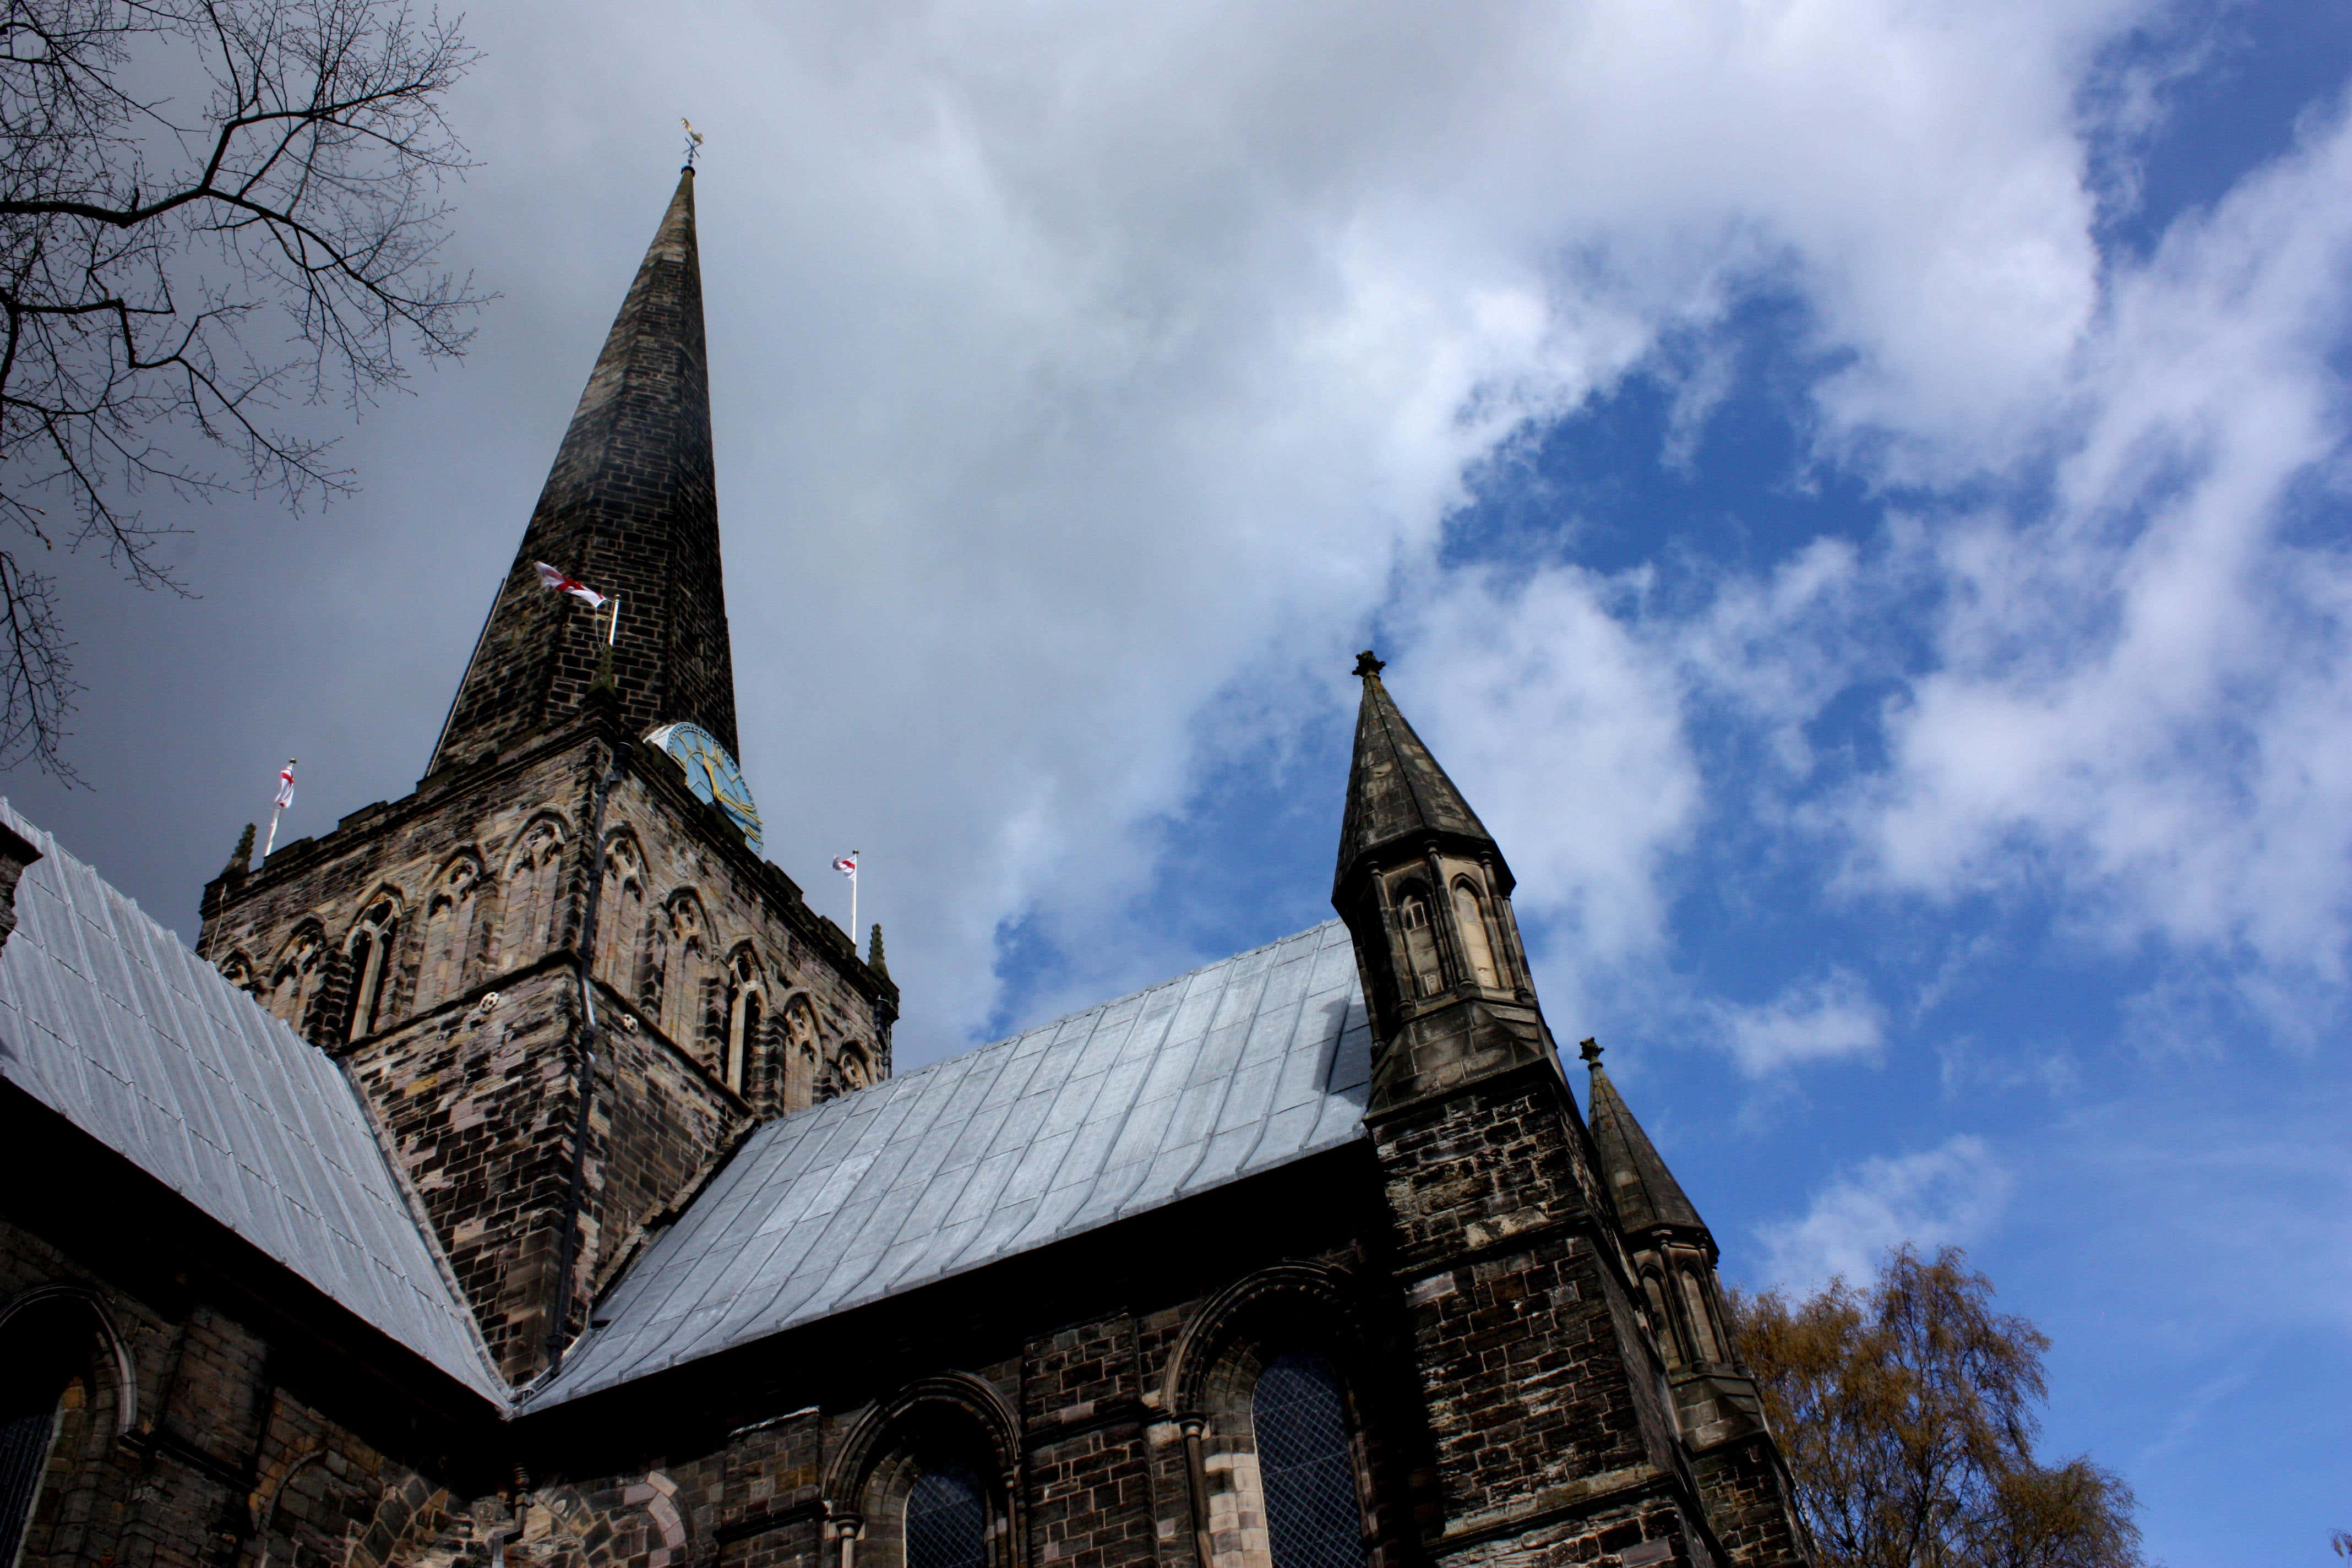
[
  {"x1": 1334, "y1": 651, "x2": 1500, "y2": 895},
  {"x1": 1580, "y1": 1039, "x2": 1707, "y2": 1238},
  {"x1": 429, "y1": 167, "x2": 738, "y2": 773}
]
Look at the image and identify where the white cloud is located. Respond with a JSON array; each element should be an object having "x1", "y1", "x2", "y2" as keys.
[
  {"x1": 1709, "y1": 971, "x2": 1886, "y2": 1076},
  {"x1": 1758, "y1": 1135, "x2": 2016, "y2": 1291}
]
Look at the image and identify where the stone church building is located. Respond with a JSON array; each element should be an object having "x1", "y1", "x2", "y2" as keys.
[{"x1": 0, "y1": 171, "x2": 1810, "y2": 1568}]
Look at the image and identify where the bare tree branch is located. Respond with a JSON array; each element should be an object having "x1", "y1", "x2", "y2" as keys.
[{"x1": 0, "y1": 0, "x2": 485, "y2": 775}]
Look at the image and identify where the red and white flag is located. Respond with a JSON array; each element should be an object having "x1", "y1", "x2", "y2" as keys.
[
  {"x1": 533, "y1": 561, "x2": 606, "y2": 608},
  {"x1": 832, "y1": 852, "x2": 858, "y2": 877},
  {"x1": 273, "y1": 760, "x2": 297, "y2": 810}
]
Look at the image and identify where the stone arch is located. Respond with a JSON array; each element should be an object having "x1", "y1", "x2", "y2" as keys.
[
  {"x1": 836, "y1": 1038, "x2": 875, "y2": 1095},
  {"x1": 647, "y1": 889, "x2": 716, "y2": 1061},
  {"x1": 778, "y1": 990, "x2": 821, "y2": 1109},
  {"x1": 336, "y1": 886, "x2": 406, "y2": 1042},
  {"x1": 217, "y1": 950, "x2": 260, "y2": 997},
  {"x1": 495, "y1": 813, "x2": 571, "y2": 968},
  {"x1": 595, "y1": 830, "x2": 649, "y2": 994},
  {"x1": 1162, "y1": 1265, "x2": 1381, "y2": 1568},
  {"x1": 825, "y1": 1374, "x2": 1023, "y2": 1568},
  {"x1": 1390, "y1": 878, "x2": 1444, "y2": 999},
  {"x1": 0, "y1": 1284, "x2": 139, "y2": 1568},
  {"x1": 265, "y1": 920, "x2": 331, "y2": 1036},
  {"x1": 1447, "y1": 876, "x2": 1501, "y2": 990},
  {"x1": 721, "y1": 941, "x2": 767, "y2": 1097},
  {"x1": 412, "y1": 851, "x2": 486, "y2": 1014}
]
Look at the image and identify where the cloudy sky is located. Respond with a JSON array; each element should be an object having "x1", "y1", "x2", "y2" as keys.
[{"x1": 9, "y1": 1, "x2": 2349, "y2": 1559}]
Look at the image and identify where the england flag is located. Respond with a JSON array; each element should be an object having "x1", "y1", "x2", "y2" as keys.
[
  {"x1": 832, "y1": 852, "x2": 858, "y2": 877},
  {"x1": 534, "y1": 561, "x2": 606, "y2": 608}
]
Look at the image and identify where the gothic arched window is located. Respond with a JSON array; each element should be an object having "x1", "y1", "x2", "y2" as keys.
[
  {"x1": 1680, "y1": 1269, "x2": 1723, "y2": 1365},
  {"x1": 1450, "y1": 879, "x2": 1500, "y2": 989},
  {"x1": 596, "y1": 835, "x2": 647, "y2": 992},
  {"x1": 1395, "y1": 882, "x2": 1444, "y2": 999},
  {"x1": 414, "y1": 855, "x2": 482, "y2": 1012},
  {"x1": 342, "y1": 895, "x2": 401, "y2": 1042},
  {"x1": 905, "y1": 1463, "x2": 987, "y2": 1568},
  {"x1": 781, "y1": 995, "x2": 820, "y2": 1108},
  {"x1": 725, "y1": 947, "x2": 765, "y2": 1094},
  {"x1": 268, "y1": 926, "x2": 328, "y2": 1033},
  {"x1": 0, "y1": 1294, "x2": 124, "y2": 1568},
  {"x1": 1253, "y1": 1352, "x2": 1365, "y2": 1568},
  {"x1": 656, "y1": 895, "x2": 713, "y2": 1058},
  {"x1": 500, "y1": 818, "x2": 568, "y2": 964}
]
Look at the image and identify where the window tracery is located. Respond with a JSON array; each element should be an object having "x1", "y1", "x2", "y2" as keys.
[
  {"x1": 500, "y1": 818, "x2": 568, "y2": 963},
  {"x1": 724, "y1": 945, "x2": 766, "y2": 1094},
  {"x1": 596, "y1": 833, "x2": 647, "y2": 992},
  {"x1": 781, "y1": 994, "x2": 820, "y2": 1108},
  {"x1": 341, "y1": 894, "x2": 403, "y2": 1042},
  {"x1": 651, "y1": 894, "x2": 714, "y2": 1058},
  {"x1": 267, "y1": 925, "x2": 328, "y2": 1031},
  {"x1": 1395, "y1": 881, "x2": 1444, "y2": 998},
  {"x1": 413, "y1": 855, "x2": 483, "y2": 1012},
  {"x1": 1449, "y1": 879, "x2": 1500, "y2": 989}
]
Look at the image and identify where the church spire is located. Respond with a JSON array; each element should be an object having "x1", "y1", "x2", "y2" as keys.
[
  {"x1": 1332, "y1": 651, "x2": 1546, "y2": 1113},
  {"x1": 1335, "y1": 650, "x2": 1501, "y2": 899},
  {"x1": 1580, "y1": 1038, "x2": 1708, "y2": 1238},
  {"x1": 428, "y1": 167, "x2": 737, "y2": 775}
]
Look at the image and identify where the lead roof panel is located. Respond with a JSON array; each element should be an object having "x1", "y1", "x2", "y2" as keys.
[
  {"x1": 532, "y1": 919, "x2": 1372, "y2": 1408},
  {"x1": 0, "y1": 803, "x2": 505, "y2": 1406}
]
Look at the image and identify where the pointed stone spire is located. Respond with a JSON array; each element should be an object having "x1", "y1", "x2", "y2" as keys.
[
  {"x1": 867, "y1": 923, "x2": 888, "y2": 977},
  {"x1": 1580, "y1": 1038, "x2": 1708, "y2": 1238},
  {"x1": 1334, "y1": 650, "x2": 1501, "y2": 897},
  {"x1": 428, "y1": 167, "x2": 737, "y2": 774}
]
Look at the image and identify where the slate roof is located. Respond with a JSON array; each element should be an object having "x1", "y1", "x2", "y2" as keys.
[
  {"x1": 0, "y1": 803, "x2": 506, "y2": 1404},
  {"x1": 1335, "y1": 663, "x2": 1498, "y2": 895},
  {"x1": 531, "y1": 919, "x2": 1374, "y2": 1407}
]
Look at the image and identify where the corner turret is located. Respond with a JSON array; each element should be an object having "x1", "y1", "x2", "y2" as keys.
[{"x1": 1332, "y1": 650, "x2": 1547, "y2": 1112}]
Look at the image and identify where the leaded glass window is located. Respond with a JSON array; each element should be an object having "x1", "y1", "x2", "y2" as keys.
[
  {"x1": 1253, "y1": 1352, "x2": 1364, "y2": 1568},
  {"x1": 906, "y1": 1463, "x2": 986, "y2": 1568}
]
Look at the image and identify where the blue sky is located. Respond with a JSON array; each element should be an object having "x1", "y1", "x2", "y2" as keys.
[{"x1": 7, "y1": 2, "x2": 2348, "y2": 1561}]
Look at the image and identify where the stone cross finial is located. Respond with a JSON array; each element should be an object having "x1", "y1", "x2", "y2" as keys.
[
  {"x1": 1353, "y1": 649, "x2": 1386, "y2": 678},
  {"x1": 1580, "y1": 1037, "x2": 1604, "y2": 1065}
]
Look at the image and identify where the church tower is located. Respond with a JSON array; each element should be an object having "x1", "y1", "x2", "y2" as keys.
[
  {"x1": 195, "y1": 170, "x2": 897, "y2": 1385},
  {"x1": 1335, "y1": 652, "x2": 1807, "y2": 1568}
]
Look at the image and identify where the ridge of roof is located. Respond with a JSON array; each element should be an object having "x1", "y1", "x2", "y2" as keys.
[
  {"x1": 0, "y1": 802, "x2": 508, "y2": 1406},
  {"x1": 529, "y1": 919, "x2": 1373, "y2": 1407}
]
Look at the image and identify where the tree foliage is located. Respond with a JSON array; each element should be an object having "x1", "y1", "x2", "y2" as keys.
[
  {"x1": 1730, "y1": 1246, "x2": 2143, "y2": 1568},
  {"x1": 0, "y1": 0, "x2": 482, "y2": 775}
]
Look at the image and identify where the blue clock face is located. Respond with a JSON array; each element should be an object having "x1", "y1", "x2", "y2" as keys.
[{"x1": 646, "y1": 722, "x2": 763, "y2": 854}]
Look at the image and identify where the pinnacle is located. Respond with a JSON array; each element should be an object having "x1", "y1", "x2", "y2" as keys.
[
  {"x1": 1582, "y1": 1045, "x2": 1708, "y2": 1238},
  {"x1": 1333, "y1": 651, "x2": 1499, "y2": 896}
]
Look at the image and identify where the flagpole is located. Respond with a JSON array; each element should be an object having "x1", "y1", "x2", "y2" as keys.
[
  {"x1": 263, "y1": 758, "x2": 297, "y2": 858},
  {"x1": 608, "y1": 591, "x2": 622, "y2": 646},
  {"x1": 850, "y1": 864, "x2": 857, "y2": 943},
  {"x1": 263, "y1": 804, "x2": 283, "y2": 859}
]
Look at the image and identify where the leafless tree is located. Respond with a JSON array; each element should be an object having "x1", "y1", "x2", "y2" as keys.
[{"x1": 0, "y1": 0, "x2": 483, "y2": 776}]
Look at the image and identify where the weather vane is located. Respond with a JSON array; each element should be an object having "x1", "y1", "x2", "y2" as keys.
[{"x1": 682, "y1": 118, "x2": 704, "y2": 167}]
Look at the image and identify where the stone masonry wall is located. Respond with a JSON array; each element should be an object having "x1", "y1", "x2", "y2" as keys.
[{"x1": 1370, "y1": 1071, "x2": 1717, "y2": 1568}]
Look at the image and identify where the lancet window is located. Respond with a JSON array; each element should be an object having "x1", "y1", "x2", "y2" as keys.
[
  {"x1": 595, "y1": 833, "x2": 647, "y2": 991},
  {"x1": 500, "y1": 818, "x2": 568, "y2": 963},
  {"x1": 413, "y1": 855, "x2": 483, "y2": 1012},
  {"x1": 0, "y1": 1293, "x2": 126, "y2": 1568},
  {"x1": 267, "y1": 925, "x2": 328, "y2": 1032},
  {"x1": 905, "y1": 1463, "x2": 987, "y2": 1568},
  {"x1": 652, "y1": 894, "x2": 714, "y2": 1057},
  {"x1": 1254, "y1": 1352, "x2": 1366, "y2": 1568},
  {"x1": 1450, "y1": 879, "x2": 1500, "y2": 989},
  {"x1": 724, "y1": 945, "x2": 765, "y2": 1095},
  {"x1": 341, "y1": 895, "x2": 402, "y2": 1042},
  {"x1": 1395, "y1": 881, "x2": 1444, "y2": 998},
  {"x1": 781, "y1": 994, "x2": 820, "y2": 1108}
]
